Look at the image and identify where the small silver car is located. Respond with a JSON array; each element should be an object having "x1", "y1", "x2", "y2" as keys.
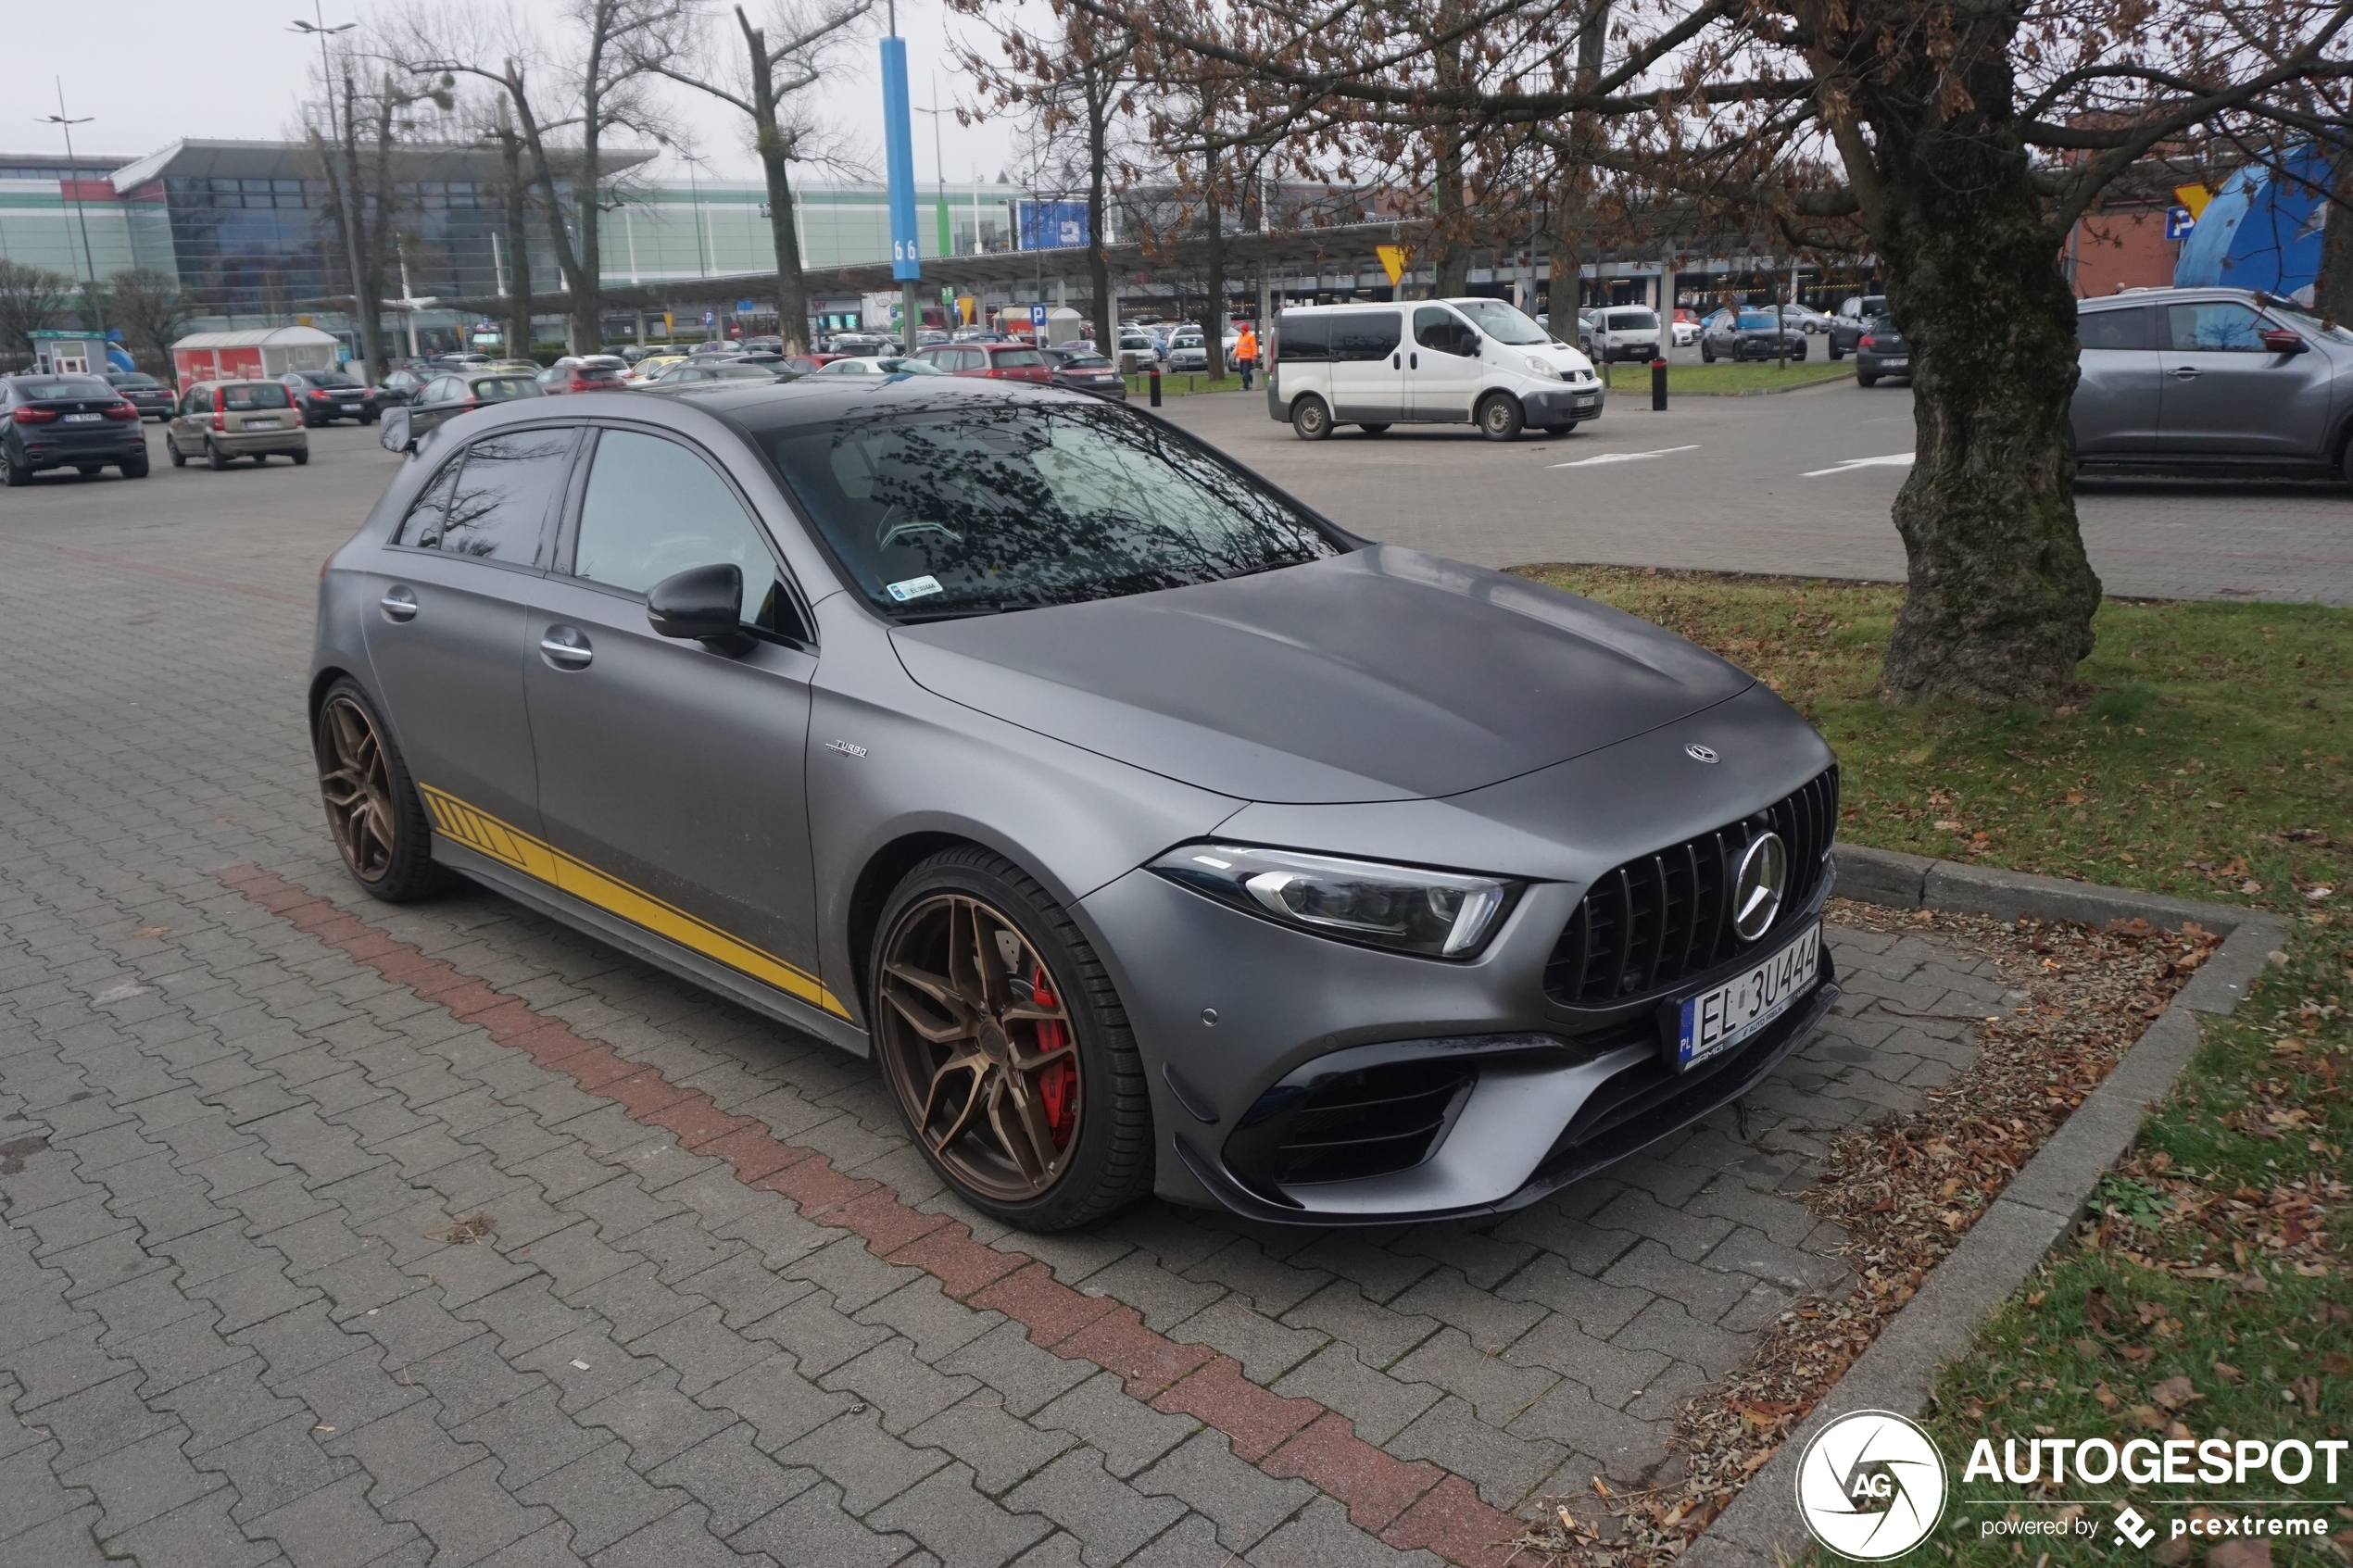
[
  {"x1": 2072, "y1": 286, "x2": 2353, "y2": 478},
  {"x1": 310, "y1": 379, "x2": 1838, "y2": 1231}
]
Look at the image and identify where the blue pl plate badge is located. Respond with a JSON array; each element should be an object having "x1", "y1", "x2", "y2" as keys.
[{"x1": 887, "y1": 575, "x2": 943, "y2": 602}]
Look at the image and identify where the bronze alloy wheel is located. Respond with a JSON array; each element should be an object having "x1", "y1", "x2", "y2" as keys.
[
  {"x1": 876, "y1": 893, "x2": 1083, "y2": 1202},
  {"x1": 314, "y1": 693, "x2": 398, "y2": 882}
]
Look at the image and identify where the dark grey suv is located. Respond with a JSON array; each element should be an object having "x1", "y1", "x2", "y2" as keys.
[
  {"x1": 311, "y1": 379, "x2": 1838, "y2": 1231},
  {"x1": 2072, "y1": 287, "x2": 2353, "y2": 479}
]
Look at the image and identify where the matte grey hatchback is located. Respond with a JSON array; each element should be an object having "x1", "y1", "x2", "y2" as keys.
[{"x1": 311, "y1": 378, "x2": 1840, "y2": 1231}]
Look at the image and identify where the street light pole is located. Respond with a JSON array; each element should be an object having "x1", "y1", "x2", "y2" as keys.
[
  {"x1": 292, "y1": 8, "x2": 371, "y2": 380},
  {"x1": 39, "y1": 82, "x2": 107, "y2": 345}
]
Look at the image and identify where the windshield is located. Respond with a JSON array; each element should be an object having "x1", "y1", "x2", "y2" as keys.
[
  {"x1": 15, "y1": 377, "x2": 111, "y2": 400},
  {"x1": 760, "y1": 400, "x2": 1342, "y2": 619},
  {"x1": 1736, "y1": 312, "x2": 1781, "y2": 330},
  {"x1": 2266, "y1": 303, "x2": 2353, "y2": 345},
  {"x1": 1453, "y1": 300, "x2": 1549, "y2": 345}
]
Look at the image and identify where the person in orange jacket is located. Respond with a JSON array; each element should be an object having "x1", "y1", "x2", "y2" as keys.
[{"x1": 1235, "y1": 323, "x2": 1259, "y2": 390}]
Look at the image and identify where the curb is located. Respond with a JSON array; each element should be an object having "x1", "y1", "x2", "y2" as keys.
[{"x1": 1682, "y1": 847, "x2": 2287, "y2": 1568}]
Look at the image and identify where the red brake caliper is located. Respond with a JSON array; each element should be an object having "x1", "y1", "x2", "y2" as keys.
[{"x1": 1031, "y1": 966, "x2": 1076, "y2": 1148}]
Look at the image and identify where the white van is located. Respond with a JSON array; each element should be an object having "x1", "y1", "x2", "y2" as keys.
[
  {"x1": 1587, "y1": 306, "x2": 1663, "y2": 362},
  {"x1": 1265, "y1": 298, "x2": 1602, "y2": 440}
]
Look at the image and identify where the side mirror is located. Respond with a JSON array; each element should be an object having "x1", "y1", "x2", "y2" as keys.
[
  {"x1": 647, "y1": 562, "x2": 750, "y2": 652},
  {"x1": 2260, "y1": 328, "x2": 2307, "y2": 356},
  {"x1": 379, "y1": 405, "x2": 416, "y2": 454}
]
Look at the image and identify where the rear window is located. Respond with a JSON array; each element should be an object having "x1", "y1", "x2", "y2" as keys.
[
  {"x1": 13, "y1": 377, "x2": 111, "y2": 401},
  {"x1": 221, "y1": 383, "x2": 293, "y2": 410},
  {"x1": 1329, "y1": 311, "x2": 1403, "y2": 361},
  {"x1": 303, "y1": 371, "x2": 360, "y2": 387},
  {"x1": 472, "y1": 378, "x2": 543, "y2": 402},
  {"x1": 107, "y1": 372, "x2": 162, "y2": 389},
  {"x1": 1060, "y1": 354, "x2": 1113, "y2": 369},
  {"x1": 992, "y1": 348, "x2": 1046, "y2": 368},
  {"x1": 1277, "y1": 314, "x2": 1328, "y2": 362}
]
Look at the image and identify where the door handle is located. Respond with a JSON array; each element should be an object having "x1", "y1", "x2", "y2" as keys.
[
  {"x1": 1391, "y1": 353, "x2": 1401, "y2": 370},
  {"x1": 379, "y1": 586, "x2": 418, "y2": 622},
  {"x1": 1410, "y1": 352, "x2": 1419, "y2": 370},
  {"x1": 539, "y1": 627, "x2": 593, "y2": 669},
  {"x1": 2169, "y1": 367, "x2": 2202, "y2": 379}
]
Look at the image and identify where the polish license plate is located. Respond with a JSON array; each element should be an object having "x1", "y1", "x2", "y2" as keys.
[
  {"x1": 1673, "y1": 922, "x2": 1819, "y2": 1071},
  {"x1": 1880, "y1": 358, "x2": 1907, "y2": 370},
  {"x1": 245, "y1": 418, "x2": 283, "y2": 429},
  {"x1": 63, "y1": 412, "x2": 103, "y2": 422}
]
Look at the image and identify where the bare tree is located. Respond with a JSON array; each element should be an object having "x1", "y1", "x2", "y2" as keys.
[
  {"x1": 640, "y1": 0, "x2": 875, "y2": 353},
  {"x1": 0, "y1": 261, "x2": 75, "y2": 370},
  {"x1": 1059, "y1": 0, "x2": 2353, "y2": 706},
  {"x1": 105, "y1": 269, "x2": 194, "y2": 379},
  {"x1": 400, "y1": 0, "x2": 685, "y2": 353},
  {"x1": 962, "y1": 7, "x2": 1142, "y2": 351},
  {"x1": 306, "y1": 49, "x2": 454, "y2": 382}
]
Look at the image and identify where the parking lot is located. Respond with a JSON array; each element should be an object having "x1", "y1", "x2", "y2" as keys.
[
  {"x1": 1158, "y1": 375, "x2": 2353, "y2": 604},
  {"x1": 0, "y1": 420, "x2": 2045, "y2": 1566}
]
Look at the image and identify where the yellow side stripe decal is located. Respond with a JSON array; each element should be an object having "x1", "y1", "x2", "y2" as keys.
[{"x1": 419, "y1": 784, "x2": 850, "y2": 1019}]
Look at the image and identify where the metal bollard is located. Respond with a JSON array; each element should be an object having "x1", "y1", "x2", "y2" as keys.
[
  {"x1": 1150, "y1": 367, "x2": 1162, "y2": 407},
  {"x1": 1652, "y1": 356, "x2": 1668, "y2": 411}
]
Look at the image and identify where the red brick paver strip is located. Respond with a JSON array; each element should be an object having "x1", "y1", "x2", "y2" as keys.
[{"x1": 220, "y1": 863, "x2": 1523, "y2": 1567}]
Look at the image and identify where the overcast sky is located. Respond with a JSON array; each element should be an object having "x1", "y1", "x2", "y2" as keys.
[{"x1": 16, "y1": 0, "x2": 1026, "y2": 187}]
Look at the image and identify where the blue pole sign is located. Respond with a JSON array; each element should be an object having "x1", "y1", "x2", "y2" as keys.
[
  {"x1": 2164, "y1": 206, "x2": 2196, "y2": 242},
  {"x1": 881, "y1": 36, "x2": 921, "y2": 281},
  {"x1": 1029, "y1": 303, "x2": 1048, "y2": 338}
]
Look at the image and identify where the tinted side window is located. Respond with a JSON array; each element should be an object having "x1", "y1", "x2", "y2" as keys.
[
  {"x1": 2077, "y1": 307, "x2": 2150, "y2": 351},
  {"x1": 396, "y1": 455, "x2": 465, "y2": 547},
  {"x1": 2167, "y1": 302, "x2": 2268, "y2": 351},
  {"x1": 411, "y1": 428, "x2": 573, "y2": 563},
  {"x1": 1277, "y1": 315, "x2": 1331, "y2": 360},
  {"x1": 1330, "y1": 311, "x2": 1403, "y2": 361},
  {"x1": 571, "y1": 430, "x2": 797, "y2": 635}
]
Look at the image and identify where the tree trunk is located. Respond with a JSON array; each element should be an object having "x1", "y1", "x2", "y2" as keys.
[
  {"x1": 507, "y1": 66, "x2": 591, "y2": 353},
  {"x1": 2314, "y1": 139, "x2": 2353, "y2": 325},
  {"x1": 1086, "y1": 72, "x2": 1114, "y2": 352},
  {"x1": 1858, "y1": 53, "x2": 2101, "y2": 706},
  {"x1": 1430, "y1": 29, "x2": 1471, "y2": 298},
  {"x1": 1199, "y1": 146, "x2": 1227, "y2": 378},
  {"x1": 497, "y1": 106, "x2": 535, "y2": 363},
  {"x1": 758, "y1": 135, "x2": 811, "y2": 354},
  {"x1": 340, "y1": 79, "x2": 384, "y2": 382}
]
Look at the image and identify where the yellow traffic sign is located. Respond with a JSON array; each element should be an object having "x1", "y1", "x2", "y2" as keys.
[
  {"x1": 2173, "y1": 183, "x2": 2214, "y2": 220},
  {"x1": 1377, "y1": 245, "x2": 1411, "y2": 286}
]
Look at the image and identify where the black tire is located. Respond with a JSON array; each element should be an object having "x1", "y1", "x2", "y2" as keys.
[
  {"x1": 1702, "y1": 344, "x2": 1717, "y2": 364},
  {"x1": 1539, "y1": 420, "x2": 1578, "y2": 434},
  {"x1": 206, "y1": 441, "x2": 227, "y2": 471},
  {"x1": 312, "y1": 678, "x2": 450, "y2": 902},
  {"x1": 293, "y1": 448, "x2": 310, "y2": 467},
  {"x1": 1829, "y1": 342, "x2": 1845, "y2": 360},
  {"x1": 169, "y1": 440, "x2": 187, "y2": 468},
  {"x1": 1857, "y1": 372, "x2": 1879, "y2": 387},
  {"x1": 1, "y1": 451, "x2": 30, "y2": 487},
  {"x1": 1359, "y1": 422, "x2": 1390, "y2": 435},
  {"x1": 121, "y1": 454, "x2": 149, "y2": 479},
  {"x1": 1793, "y1": 343, "x2": 1807, "y2": 361},
  {"x1": 869, "y1": 847, "x2": 1152, "y2": 1231},
  {"x1": 362, "y1": 409, "x2": 380, "y2": 425},
  {"x1": 1290, "y1": 395, "x2": 1332, "y2": 441},
  {"x1": 1476, "y1": 392, "x2": 1525, "y2": 442}
]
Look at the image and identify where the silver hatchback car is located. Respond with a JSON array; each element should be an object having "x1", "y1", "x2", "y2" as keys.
[
  {"x1": 2072, "y1": 286, "x2": 2353, "y2": 478},
  {"x1": 309, "y1": 379, "x2": 1838, "y2": 1232}
]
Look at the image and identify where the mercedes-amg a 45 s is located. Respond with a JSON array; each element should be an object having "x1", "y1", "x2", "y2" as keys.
[{"x1": 313, "y1": 378, "x2": 1839, "y2": 1231}]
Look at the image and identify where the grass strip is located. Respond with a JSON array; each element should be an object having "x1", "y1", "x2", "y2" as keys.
[{"x1": 1505, "y1": 566, "x2": 2352, "y2": 1567}]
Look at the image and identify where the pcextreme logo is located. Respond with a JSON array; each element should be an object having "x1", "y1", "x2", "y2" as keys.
[{"x1": 1797, "y1": 1410, "x2": 1951, "y2": 1560}]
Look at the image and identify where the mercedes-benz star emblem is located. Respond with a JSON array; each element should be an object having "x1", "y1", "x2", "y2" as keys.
[
  {"x1": 1732, "y1": 832, "x2": 1789, "y2": 941},
  {"x1": 1685, "y1": 743, "x2": 1718, "y2": 764}
]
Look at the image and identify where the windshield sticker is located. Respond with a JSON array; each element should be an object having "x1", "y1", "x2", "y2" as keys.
[{"x1": 887, "y1": 575, "x2": 944, "y2": 603}]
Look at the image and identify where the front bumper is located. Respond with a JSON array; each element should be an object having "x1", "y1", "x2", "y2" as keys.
[{"x1": 1525, "y1": 384, "x2": 1605, "y2": 423}]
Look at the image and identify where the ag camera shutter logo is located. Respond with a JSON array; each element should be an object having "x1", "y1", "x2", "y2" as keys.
[{"x1": 1796, "y1": 1410, "x2": 1949, "y2": 1560}]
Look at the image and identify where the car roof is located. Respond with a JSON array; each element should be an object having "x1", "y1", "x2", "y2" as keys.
[{"x1": 2082, "y1": 285, "x2": 2271, "y2": 309}]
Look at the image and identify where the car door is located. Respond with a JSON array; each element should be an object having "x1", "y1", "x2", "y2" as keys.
[
  {"x1": 2158, "y1": 299, "x2": 2334, "y2": 457},
  {"x1": 1406, "y1": 305, "x2": 1483, "y2": 421},
  {"x1": 360, "y1": 424, "x2": 573, "y2": 838},
  {"x1": 518, "y1": 423, "x2": 833, "y2": 1015},
  {"x1": 1326, "y1": 309, "x2": 1406, "y2": 422},
  {"x1": 169, "y1": 386, "x2": 205, "y2": 455},
  {"x1": 2070, "y1": 305, "x2": 2162, "y2": 455}
]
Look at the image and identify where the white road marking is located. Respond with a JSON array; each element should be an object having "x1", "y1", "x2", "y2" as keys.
[
  {"x1": 1550, "y1": 444, "x2": 1700, "y2": 468},
  {"x1": 1804, "y1": 452, "x2": 1915, "y2": 477}
]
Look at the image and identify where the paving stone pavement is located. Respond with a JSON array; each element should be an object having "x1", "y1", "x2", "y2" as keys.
[{"x1": 0, "y1": 452, "x2": 2019, "y2": 1566}]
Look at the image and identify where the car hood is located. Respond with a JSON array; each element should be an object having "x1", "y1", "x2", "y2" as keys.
[{"x1": 889, "y1": 546, "x2": 1754, "y2": 804}]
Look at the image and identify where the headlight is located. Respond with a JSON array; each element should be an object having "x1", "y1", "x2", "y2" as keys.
[
  {"x1": 1522, "y1": 354, "x2": 1563, "y2": 380},
  {"x1": 1149, "y1": 845, "x2": 1515, "y2": 958}
]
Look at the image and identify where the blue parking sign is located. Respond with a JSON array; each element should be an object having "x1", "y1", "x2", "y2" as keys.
[
  {"x1": 1029, "y1": 303, "x2": 1048, "y2": 335},
  {"x1": 2165, "y1": 206, "x2": 2196, "y2": 241}
]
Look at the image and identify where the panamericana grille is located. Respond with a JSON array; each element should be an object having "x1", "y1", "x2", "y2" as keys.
[{"x1": 1544, "y1": 766, "x2": 1839, "y2": 1007}]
